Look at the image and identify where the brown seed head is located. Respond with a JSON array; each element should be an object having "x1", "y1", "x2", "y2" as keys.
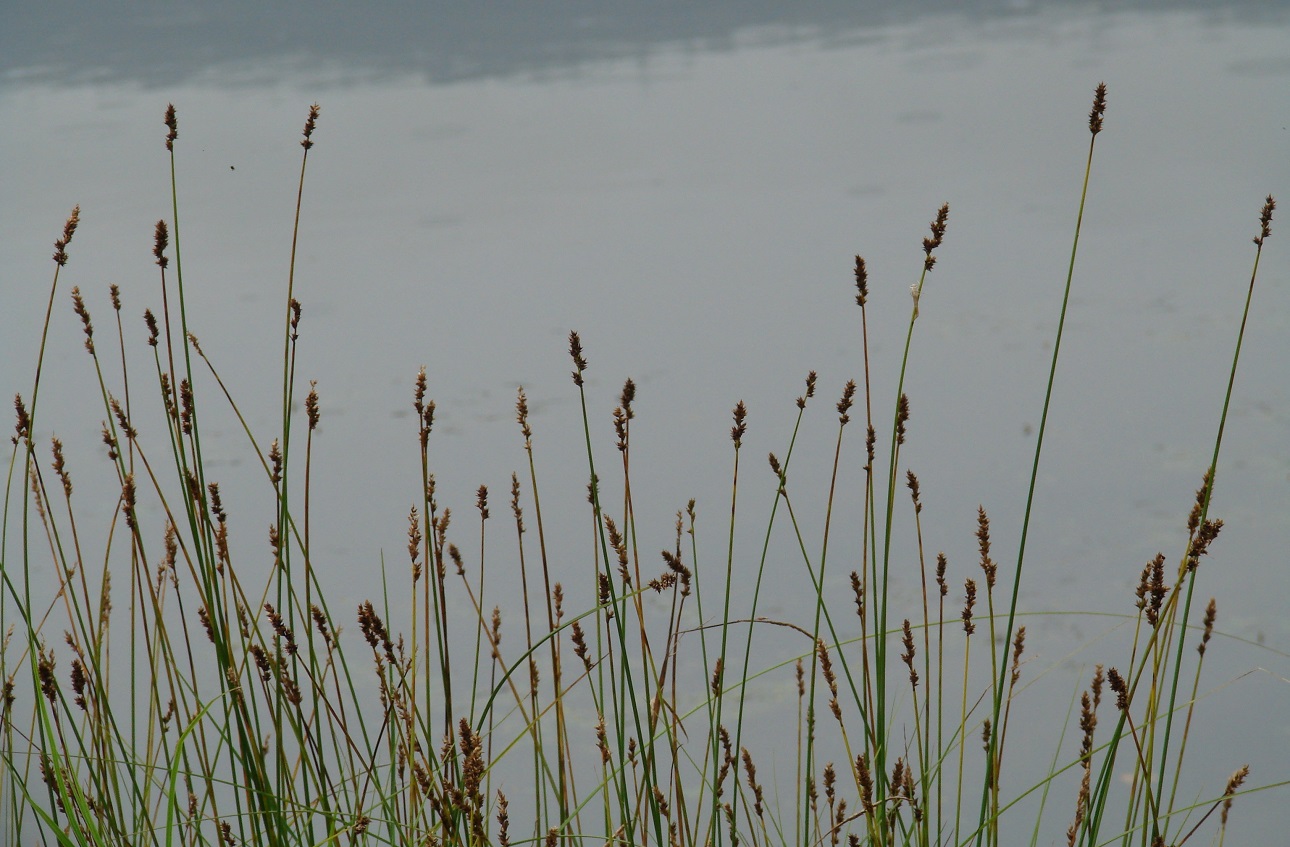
[
  {"x1": 620, "y1": 378, "x2": 636, "y2": 419},
  {"x1": 568, "y1": 331, "x2": 587, "y2": 385},
  {"x1": 13, "y1": 395, "x2": 31, "y2": 445},
  {"x1": 305, "y1": 382, "x2": 320, "y2": 430},
  {"x1": 1107, "y1": 667, "x2": 1128, "y2": 711},
  {"x1": 38, "y1": 646, "x2": 58, "y2": 704},
  {"x1": 301, "y1": 103, "x2": 320, "y2": 149},
  {"x1": 1254, "y1": 194, "x2": 1276, "y2": 246},
  {"x1": 109, "y1": 284, "x2": 121, "y2": 312},
  {"x1": 854, "y1": 255, "x2": 869, "y2": 306},
  {"x1": 71, "y1": 288, "x2": 95, "y2": 355},
  {"x1": 164, "y1": 104, "x2": 178, "y2": 150},
  {"x1": 1199, "y1": 597, "x2": 1217, "y2": 656},
  {"x1": 838, "y1": 380, "x2": 857, "y2": 426},
  {"x1": 269, "y1": 439, "x2": 282, "y2": 486},
  {"x1": 895, "y1": 393, "x2": 910, "y2": 444},
  {"x1": 1010, "y1": 626, "x2": 1027, "y2": 686},
  {"x1": 1221, "y1": 764, "x2": 1250, "y2": 825},
  {"x1": 476, "y1": 485, "x2": 489, "y2": 520},
  {"x1": 153, "y1": 220, "x2": 169, "y2": 268},
  {"x1": 121, "y1": 474, "x2": 137, "y2": 531},
  {"x1": 510, "y1": 473, "x2": 524, "y2": 533},
  {"x1": 797, "y1": 370, "x2": 817, "y2": 409},
  {"x1": 413, "y1": 367, "x2": 427, "y2": 417},
  {"x1": 731, "y1": 400, "x2": 747, "y2": 447},
  {"x1": 1187, "y1": 518, "x2": 1223, "y2": 571},
  {"x1": 1088, "y1": 83, "x2": 1107, "y2": 135},
  {"x1": 906, "y1": 470, "x2": 921, "y2": 513},
  {"x1": 901, "y1": 619, "x2": 918, "y2": 687},
  {"x1": 976, "y1": 506, "x2": 996, "y2": 589},
  {"x1": 962, "y1": 578, "x2": 977, "y2": 635},
  {"x1": 922, "y1": 203, "x2": 949, "y2": 271},
  {"x1": 144, "y1": 309, "x2": 159, "y2": 347},
  {"x1": 515, "y1": 386, "x2": 532, "y2": 442},
  {"x1": 51, "y1": 438, "x2": 71, "y2": 497},
  {"x1": 935, "y1": 552, "x2": 948, "y2": 597},
  {"x1": 52, "y1": 205, "x2": 80, "y2": 266}
]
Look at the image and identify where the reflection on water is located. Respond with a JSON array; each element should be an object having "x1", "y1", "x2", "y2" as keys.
[
  {"x1": 4, "y1": 1, "x2": 1289, "y2": 87},
  {"x1": 3, "y1": 2, "x2": 1289, "y2": 841}
]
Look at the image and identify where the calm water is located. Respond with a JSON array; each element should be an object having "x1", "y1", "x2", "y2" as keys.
[{"x1": 3, "y1": 2, "x2": 1288, "y2": 841}]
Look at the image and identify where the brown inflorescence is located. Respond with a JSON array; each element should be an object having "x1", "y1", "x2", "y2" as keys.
[
  {"x1": 52, "y1": 206, "x2": 80, "y2": 267},
  {"x1": 1254, "y1": 195, "x2": 1276, "y2": 246},
  {"x1": 71, "y1": 288, "x2": 94, "y2": 355},
  {"x1": 301, "y1": 103, "x2": 321, "y2": 149},
  {"x1": 164, "y1": 104, "x2": 178, "y2": 150},
  {"x1": 838, "y1": 381, "x2": 857, "y2": 426},
  {"x1": 153, "y1": 220, "x2": 169, "y2": 268},
  {"x1": 922, "y1": 203, "x2": 949, "y2": 271},
  {"x1": 730, "y1": 400, "x2": 747, "y2": 447},
  {"x1": 568, "y1": 331, "x2": 587, "y2": 386},
  {"x1": 1088, "y1": 83, "x2": 1107, "y2": 135}
]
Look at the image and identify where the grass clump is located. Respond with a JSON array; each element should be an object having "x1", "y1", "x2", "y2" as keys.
[{"x1": 1, "y1": 86, "x2": 1280, "y2": 847}]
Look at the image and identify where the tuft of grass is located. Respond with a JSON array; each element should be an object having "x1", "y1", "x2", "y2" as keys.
[{"x1": 1, "y1": 86, "x2": 1281, "y2": 847}]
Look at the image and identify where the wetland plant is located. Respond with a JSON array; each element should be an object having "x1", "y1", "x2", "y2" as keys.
[{"x1": 1, "y1": 86, "x2": 1278, "y2": 847}]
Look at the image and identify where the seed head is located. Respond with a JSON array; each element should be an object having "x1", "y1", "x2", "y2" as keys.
[
  {"x1": 1254, "y1": 194, "x2": 1275, "y2": 247},
  {"x1": 301, "y1": 103, "x2": 321, "y2": 150},
  {"x1": 52, "y1": 206, "x2": 80, "y2": 266},
  {"x1": 164, "y1": 104, "x2": 178, "y2": 150},
  {"x1": 895, "y1": 393, "x2": 910, "y2": 444},
  {"x1": 854, "y1": 255, "x2": 869, "y2": 306},
  {"x1": 797, "y1": 370, "x2": 817, "y2": 409},
  {"x1": 1088, "y1": 83, "x2": 1107, "y2": 135},
  {"x1": 71, "y1": 288, "x2": 95, "y2": 355},
  {"x1": 922, "y1": 203, "x2": 949, "y2": 271},
  {"x1": 13, "y1": 395, "x2": 31, "y2": 445},
  {"x1": 568, "y1": 331, "x2": 588, "y2": 385},
  {"x1": 838, "y1": 380, "x2": 857, "y2": 425},
  {"x1": 153, "y1": 220, "x2": 169, "y2": 268},
  {"x1": 305, "y1": 382, "x2": 320, "y2": 430},
  {"x1": 730, "y1": 400, "x2": 747, "y2": 447}
]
